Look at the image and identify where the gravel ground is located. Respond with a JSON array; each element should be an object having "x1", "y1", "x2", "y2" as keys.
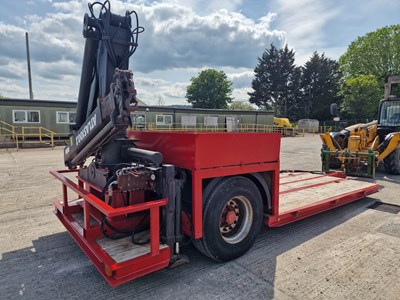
[{"x1": 1, "y1": 134, "x2": 400, "y2": 300}]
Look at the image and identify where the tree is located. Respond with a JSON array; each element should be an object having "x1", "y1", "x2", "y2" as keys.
[
  {"x1": 229, "y1": 100, "x2": 255, "y2": 110},
  {"x1": 286, "y1": 66, "x2": 303, "y2": 120},
  {"x1": 339, "y1": 25, "x2": 400, "y2": 82},
  {"x1": 248, "y1": 44, "x2": 301, "y2": 119},
  {"x1": 301, "y1": 52, "x2": 342, "y2": 120},
  {"x1": 339, "y1": 75, "x2": 381, "y2": 121},
  {"x1": 186, "y1": 69, "x2": 233, "y2": 109}
]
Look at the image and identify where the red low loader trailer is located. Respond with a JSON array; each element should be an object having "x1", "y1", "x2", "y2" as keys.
[{"x1": 51, "y1": 131, "x2": 380, "y2": 286}]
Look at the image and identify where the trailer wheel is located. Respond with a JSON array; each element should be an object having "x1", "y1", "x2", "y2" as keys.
[
  {"x1": 193, "y1": 176, "x2": 263, "y2": 262},
  {"x1": 383, "y1": 148, "x2": 400, "y2": 175}
]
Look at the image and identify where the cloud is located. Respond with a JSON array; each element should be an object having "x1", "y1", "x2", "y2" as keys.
[
  {"x1": 232, "y1": 87, "x2": 252, "y2": 103},
  {"x1": 166, "y1": 0, "x2": 244, "y2": 15},
  {"x1": 227, "y1": 70, "x2": 254, "y2": 89},
  {"x1": 0, "y1": 59, "x2": 27, "y2": 80},
  {"x1": 136, "y1": 77, "x2": 169, "y2": 88},
  {"x1": 34, "y1": 59, "x2": 81, "y2": 80},
  {"x1": 271, "y1": 0, "x2": 341, "y2": 64},
  {"x1": 0, "y1": 23, "x2": 27, "y2": 61},
  {"x1": 28, "y1": 13, "x2": 83, "y2": 63},
  {"x1": 131, "y1": 3, "x2": 285, "y2": 72},
  {"x1": 163, "y1": 82, "x2": 187, "y2": 99},
  {"x1": 135, "y1": 75, "x2": 187, "y2": 104},
  {"x1": 0, "y1": 78, "x2": 28, "y2": 98},
  {"x1": 0, "y1": 0, "x2": 283, "y2": 102},
  {"x1": 226, "y1": 70, "x2": 254, "y2": 102}
]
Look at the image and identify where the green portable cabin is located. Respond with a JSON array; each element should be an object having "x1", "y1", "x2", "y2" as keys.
[
  {"x1": 131, "y1": 106, "x2": 274, "y2": 130},
  {"x1": 0, "y1": 99, "x2": 274, "y2": 136},
  {"x1": 0, "y1": 98, "x2": 77, "y2": 137}
]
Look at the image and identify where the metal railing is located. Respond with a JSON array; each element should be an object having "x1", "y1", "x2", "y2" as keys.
[
  {"x1": 0, "y1": 120, "x2": 56, "y2": 149},
  {"x1": 0, "y1": 120, "x2": 18, "y2": 149},
  {"x1": 319, "y1": 125, "x2": 333, "y2": 133},
  {"x1": 19, "y1": 126, "x2": 55, "y2": 148},
  {"x1": 0, "y1": 120, "x2": 16, "y2": 138},
  {"x1": 2, "y1": 119, "x2": 333, "y2": 151},
  {"x1": 131, "y1": 122, "x2": 305, "y2": 136},
  {"x1": 238, "y1": 124, "x2": 301, "y2": 136}
]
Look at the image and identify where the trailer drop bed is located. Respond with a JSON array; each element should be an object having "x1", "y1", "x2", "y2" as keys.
[
  {"x1": 268, "y1": 172, "x2": 379, "y2": 226},
  {"x1": 51, "y1": 131, "x2": 379, "y2": 286}
]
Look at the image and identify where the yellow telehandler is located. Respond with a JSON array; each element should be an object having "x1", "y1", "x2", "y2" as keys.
[
  {"x1": 273, "y1": 117, "x2": 293, "y2": 128},
  {"x1": 321, "y1": 76, "x2": 400, "y2": 177}
]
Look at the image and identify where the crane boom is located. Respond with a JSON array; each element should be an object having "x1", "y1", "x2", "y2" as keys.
[{"x1": 64, "y1": 1, "x2": 142, "y2": 169}]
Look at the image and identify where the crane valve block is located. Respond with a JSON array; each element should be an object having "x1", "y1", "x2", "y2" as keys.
[{"x1": 116, "y1": 166, "x2": 157, "y2": 192}]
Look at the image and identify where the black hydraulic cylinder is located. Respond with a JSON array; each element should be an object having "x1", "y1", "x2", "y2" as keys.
[
  {"x1": 162, "y1": 165, "x2": 177, "y2": 246},
  {"x1": 174, "y1": 179, "x2": 183, "y2": 243},
  {"x1": 75, "y1": 37, "x2": 99, "y2": 128},
  {"x1": 124, "y1": 147, "x2": 163, "y2": 166}
]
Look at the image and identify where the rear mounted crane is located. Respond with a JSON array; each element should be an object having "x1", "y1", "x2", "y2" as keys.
[{"x1": 51, "y1": 1, "x2": 380, "y2": 286}]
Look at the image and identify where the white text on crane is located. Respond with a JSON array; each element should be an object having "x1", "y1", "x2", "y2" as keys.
[{"x1": 76, "y1": 114, "x2": 97, "y2": 146}]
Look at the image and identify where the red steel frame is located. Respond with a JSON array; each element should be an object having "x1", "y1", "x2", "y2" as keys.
[
  {"x1": 50, "y1": 169, "x2": 170, "y2": 287},
  {"x1": 51, "y1": 131, "x2": 380, "y2": 286},
  {"x1": 128, "y1": 131, "x2": 282, "y2": 239},
  {"x1": 190, "y1": 162, "x2": 280, "y2": 238}
]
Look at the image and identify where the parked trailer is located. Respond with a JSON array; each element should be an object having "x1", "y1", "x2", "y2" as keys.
[{"x1": 51, "y1": 131, "x2": 379, "y2": 286}]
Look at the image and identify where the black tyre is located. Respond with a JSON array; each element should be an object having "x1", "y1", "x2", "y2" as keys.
[
  {"x1": 193, "y1": 176, "x2": 263, "y2": 262},
  {"x1": 383, "y1": 148, "x2": 400, "y2": 175}
]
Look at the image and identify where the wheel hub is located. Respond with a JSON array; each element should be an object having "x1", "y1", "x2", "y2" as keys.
[
  {"x1": 219, "y1": 196, "x2": 253, "y2": 244},
  {"x1": 226, "y1": 211, "x2": 237, "y2": 225}
]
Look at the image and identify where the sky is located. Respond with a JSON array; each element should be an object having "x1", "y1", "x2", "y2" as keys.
[{"x1": 0, "y1": 0, "x2": 399, "y2": 106}]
